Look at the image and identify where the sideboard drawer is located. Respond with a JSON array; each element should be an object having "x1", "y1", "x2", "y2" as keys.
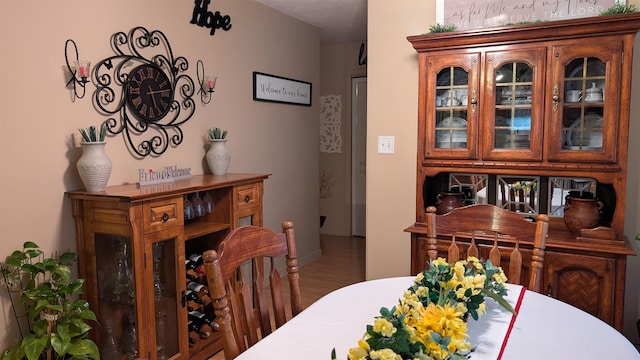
[
  {"x1": 143, "y1": 197, "x2": 183, "y2": 233},
  {"x1": 235, "y1": 183, "x2": 261, "y2": 212}
]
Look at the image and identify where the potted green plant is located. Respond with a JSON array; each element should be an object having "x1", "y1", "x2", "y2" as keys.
[
  {"x1": 76, "y1": 123, "x2": 112, "y2": 192},
  {"x1": 1, "y1": 242, "x2": 99, "y2": 360},
  {"x1": 206, "y1": 127, "x2": 231, "y2": 175},
  {"x1": 206, "y1": 127, "x2": 228, "y2": 140},
  {"x1": 426, "y1": 23, "x2": 457, "y2": 34},
  {"x1": 77, "y1": 123, "x2": 107, "y2": 143},
  {"x1": 599, "y1": 3, "x2": 637, "y2": 16}
]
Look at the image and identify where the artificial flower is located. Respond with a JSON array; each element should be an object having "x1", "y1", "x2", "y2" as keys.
[{"x1": 340, "y1": 257, "x2": 513, "y2": 360}]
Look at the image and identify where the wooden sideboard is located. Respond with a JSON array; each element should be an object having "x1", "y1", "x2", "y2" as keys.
[
  {"x1": 67, "y1": 173, "x2": 269, "y2": 360},
  {"x1": 404, "y1": 14, "x2": 640, "y2": 330}
]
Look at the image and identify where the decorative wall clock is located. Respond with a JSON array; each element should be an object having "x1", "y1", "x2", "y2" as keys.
[{"x1": 92, "y1": 26, "x2": 196, "y2": 158}]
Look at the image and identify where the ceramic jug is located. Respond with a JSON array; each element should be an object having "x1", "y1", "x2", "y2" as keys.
[
  {"x1": 563, "y1": 195, "x2": 604, "y2": 236},
  {"x1": 435, "y1": 191, "x2": 467, "y2": 215}
]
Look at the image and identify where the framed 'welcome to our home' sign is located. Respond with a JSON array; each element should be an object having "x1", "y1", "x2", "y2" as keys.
[
  {"x1": 437, "y1": 0, "x2": 620, "y2": 31},
  {"x1": 252, "y1": 72, "x2": 312, "y2": 106}
]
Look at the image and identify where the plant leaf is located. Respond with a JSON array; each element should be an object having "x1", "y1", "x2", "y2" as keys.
[
  {"x1": 481, "y1": 288, "x2": 515, "y2": 314},
  {"x1": 22, "y1": 334, "x2": 48, "y2": 360}
]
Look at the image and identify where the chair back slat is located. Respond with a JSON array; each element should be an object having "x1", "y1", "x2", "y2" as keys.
[
  {"x1": 489, "y1": 234, "x2": 501, "y2": 267},
  {"x1": 232, "y1": 269, "x2": 259, "y2": 348},
  {"x1": 203, "y1": 221, "x2": 302, "y2": 359},
  {"x1": 508, "y1": 239, "x2": 522, "y2": 283},
  {"x1": 269, "y1": 265, "x2": 286, "y2": 328},
  {"x1": 252, "y1": 257, "x2": 272, "y2": 338},
  {"x1": 467, "y1": 233, "x2": 479, "y2": 258},
  {"x1": 448, "y1": 234, "x2": 460, "y2": 262}
]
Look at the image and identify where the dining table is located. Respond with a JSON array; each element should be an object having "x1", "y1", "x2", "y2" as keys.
[{"x1": 234, "y1": 276, "x2": 640, "y2": 359}]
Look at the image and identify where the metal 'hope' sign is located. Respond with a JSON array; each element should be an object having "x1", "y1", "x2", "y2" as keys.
[{"x1": 437, "y1": 0, "x2": 618, "y2": 30}]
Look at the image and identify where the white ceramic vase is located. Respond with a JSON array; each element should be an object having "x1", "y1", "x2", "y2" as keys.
[
  {"x1": 76, "y1": 142, "x2": 112, "y2": 192},
  {"x1": 206, "y1": 139, "x2": 231, "y2": 176}
]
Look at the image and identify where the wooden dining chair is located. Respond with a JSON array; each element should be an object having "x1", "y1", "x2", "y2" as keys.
[
  {"x1": 424, "y1": 204, "x2": 549, "y2": 293},
  {"x1": 202, "y1": 221, "x2": 302, "y2": 359}
]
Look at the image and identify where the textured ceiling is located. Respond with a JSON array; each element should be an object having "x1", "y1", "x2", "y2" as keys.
[{"x1": 253, "y1": 0, "x2": 367, "y2": 44}]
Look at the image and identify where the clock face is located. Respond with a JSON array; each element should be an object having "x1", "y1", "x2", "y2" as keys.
[{"x1": 126, "y1": 64, "x2": 174, "y2": 123}]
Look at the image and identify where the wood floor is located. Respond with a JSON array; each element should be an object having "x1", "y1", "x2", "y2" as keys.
[{"x1": 208, "y1": 234, "x2": 366, "y2": 359}]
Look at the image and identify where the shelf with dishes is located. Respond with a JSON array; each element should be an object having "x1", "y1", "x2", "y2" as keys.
[
  {"x1": 435, "y1": 116, "x2": 467, "y2": 149},
  {"x1": 561, "y1": 113, "x2": 603, "y2": 150}
]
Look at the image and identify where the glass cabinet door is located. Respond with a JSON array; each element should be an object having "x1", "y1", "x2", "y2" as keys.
[
  {"x1": 547, "y1": 40, "x2": 622, "y2": 163},
  {"x1": 94, "y1": 234, "x2": 140, "y2": 360},
  {"x1": 145, "y1": 234, "x2": 187, "y2": 360},
  {"x1": 482, "y1": 48, "x2": 545, "y2": 160},
  {"x1": 423, "y1": 52, "x2": 480, "y2": 159}
]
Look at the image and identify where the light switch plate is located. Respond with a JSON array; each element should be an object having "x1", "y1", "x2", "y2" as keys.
[{"x1": 378, "y1": 136, "x2": 394, "y2": 154}]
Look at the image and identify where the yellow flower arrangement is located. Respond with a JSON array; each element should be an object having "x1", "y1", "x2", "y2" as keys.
[{"x1": 334, "y1": 257, "x2": 514, "y2": 360}]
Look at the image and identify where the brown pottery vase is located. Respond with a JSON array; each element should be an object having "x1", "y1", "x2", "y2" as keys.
[
  {"x1": 563, "y1": 195, "x2": 604, "y2": 236},
  {"x1": 435, "y1": 191, "x2": 466, "y2": 215}
]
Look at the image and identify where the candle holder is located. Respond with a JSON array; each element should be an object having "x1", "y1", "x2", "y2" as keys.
[
  {"x1": 64, "y1": 39, "x2": 90, "y2": 101},
  {"x1": 196, "y1": 60, "x2": 216, "y2": 104}
]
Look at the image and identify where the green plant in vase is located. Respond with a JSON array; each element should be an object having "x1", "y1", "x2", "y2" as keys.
[
  {"x1": 78, "y1": 123, "x2": 107, "y2": 143},
  {"x1": 206, "y1": 127, "x2": 231, "y2": 175},
  {"x1": 1, "y1": 242, "x2": 99, "y2": 360},
  {"x1": 207, "y1": 127, "x2": 228, "y2": 140}
]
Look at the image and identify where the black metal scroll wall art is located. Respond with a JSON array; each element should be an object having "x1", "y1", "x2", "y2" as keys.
[{"x1": 91, "y1": 27, "x2": 196, "y2": 158}]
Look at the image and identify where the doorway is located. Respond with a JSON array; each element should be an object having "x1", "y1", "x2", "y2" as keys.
[{"x1": 351, "y1": 76, "x2": 367, "y2": 237}]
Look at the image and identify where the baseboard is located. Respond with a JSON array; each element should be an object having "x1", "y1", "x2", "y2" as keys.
[
  {"x1": 275, "y1": 248, "x2": 322, "y2": 275},
  {"x1": 297, "y1": 248, "x2": 323, "y2": 267}
]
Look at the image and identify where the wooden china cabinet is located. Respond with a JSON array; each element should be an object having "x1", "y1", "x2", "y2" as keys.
[
  {"x1": 67, "y1": 173, "x2": 269, "y2": 360},
  {"x1": 404, "y1": 14, "x2": 640, "y2": 330}
]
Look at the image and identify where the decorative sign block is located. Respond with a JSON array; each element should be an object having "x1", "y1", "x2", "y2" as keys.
[
  {"x1": 437, "y1": 0, "x2": 618, "y2": 30},
  {"x1": 190, "y1": 0, "x2": 232, "y2": 36},
  {"x1": 138, "y1": 166, "x2": 192, "y2": 186}
]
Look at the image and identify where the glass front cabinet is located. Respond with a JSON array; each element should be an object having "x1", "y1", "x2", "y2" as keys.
[
  {"x1": 406, "y1": 14, "x2": 640, "y2": 330},
  {"x1": 68, "y1": 174, "x2": 269, "y2": 360}
]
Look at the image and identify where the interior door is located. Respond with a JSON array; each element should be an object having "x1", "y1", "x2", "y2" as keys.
[{"x1": 352, "y1": 76, "x2": 367, "y2": 237}]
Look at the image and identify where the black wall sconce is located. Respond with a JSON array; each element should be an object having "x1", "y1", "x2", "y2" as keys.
[
  {"x1": 64, "y1": 39, "x2": 90, "y2": 101},
  {"x1": 196, "y1": 60, "x2": 216, "y2": 104}
]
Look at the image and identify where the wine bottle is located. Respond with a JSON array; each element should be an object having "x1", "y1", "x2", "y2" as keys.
[
  {"x1": 188, "y1": 337, "x2": 197, "y2": 346},
  {"x1": 185, "y1": 289, "x2": 208, "y2": 305},
  {"x1": 189, "y1": 253, "x2": 203, "y2": 266},
  {"x1": 188, "y1": 320, "x2": 211, "y2": 338},
  {"x1": 188, "y1": 310, "x2": 220, "y2": 331},
  {"x1": 186, "y1": 272, "x2": 196, "y2": 281},
  {"x1": 187, "y1": 281, "x2": 210, "y2": 297},
  {"x1": 185, "y1": 259, "x2": 198, "y2": 271}
]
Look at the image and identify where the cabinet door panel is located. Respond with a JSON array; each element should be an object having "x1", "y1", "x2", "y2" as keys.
[
  {"x1": 144, "y1": 232, "x2": 188, "y2": 360},
  {"x1": 545, "y1": 251, "x2": 615, "y2": 324},
  {"x1": 423, "y1": 52, "x2": 480, "y2": 159},
  {"x1": 547, "y1": 38, "x2": 622, "y2": 163},
  {"x1": 482, "y1": 47, "x2": 546, "y2": 160}
]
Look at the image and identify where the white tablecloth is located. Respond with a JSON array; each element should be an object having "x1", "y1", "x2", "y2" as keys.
[{"x1": 235, "y1": 277, "x2": 639, "y2": 359}]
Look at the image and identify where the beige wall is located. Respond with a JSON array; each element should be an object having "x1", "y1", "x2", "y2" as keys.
[
  {"x1": 366, "y1": 0, "x2": 430, "y2": 279},
  {"x1": 319, "y1": 43, "x2": 366, "y2": 236},
  {"x1": 0, "y1": 0, "x2": 320, "y2": 349},
  {"x1": 367, "y1": 0, "x2": 640, "y2": 343}
]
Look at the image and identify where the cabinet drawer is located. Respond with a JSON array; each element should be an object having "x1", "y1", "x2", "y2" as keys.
[
  {"x1": 143, "y1": 197, "x2": 183, "y2": 233},
  {"x1": 235, "y1": 183, "x2": 261, "y2": 212}
]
